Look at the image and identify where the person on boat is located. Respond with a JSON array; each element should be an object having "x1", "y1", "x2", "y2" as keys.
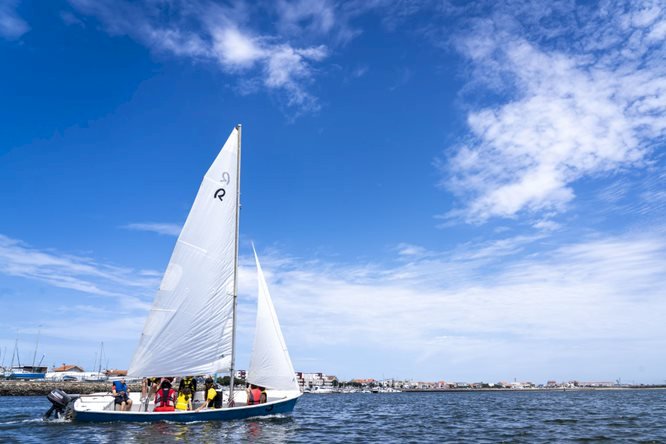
[
  {"x1": 246, "y1": 384, "x2": 262, "y2": 405},
  {"x1": 178, "y1": 375, "x2": 197, "y2": 395},
  {"x1": 112, "y1": 378, "x2": 133, "y2": 411},
  {"x1": 175, "y1": 387, "x2": 192, "y2": 411},
  {"x1": 141, "y1": 377, "x2": 159, "y2": 402},
  {"x1": 259, "y1": 386, "x2": 268, "y2": 404},
  {"x1": 196, "y1": 377, "x2": 221, "y2": 411},
  {"x1": 153, "y1": 379, "x2": 177, "y2": 412}
]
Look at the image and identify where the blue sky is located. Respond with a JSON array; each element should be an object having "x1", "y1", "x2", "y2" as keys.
[{"x1": 1, "y1": 0, "x2": 665, "y2": 384}]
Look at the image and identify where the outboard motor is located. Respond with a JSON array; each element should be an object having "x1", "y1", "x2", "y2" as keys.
[{"x1": 45, "y1": 389, "x2": 79, "y2": 420}]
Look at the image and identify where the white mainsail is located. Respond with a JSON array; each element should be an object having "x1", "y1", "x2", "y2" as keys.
[
  {"x1": 128, "y1": 128, "x2": 240, "y2": 378},
  {"x1": 247, "y1": 247, "x2": 300, "y2": 392}
]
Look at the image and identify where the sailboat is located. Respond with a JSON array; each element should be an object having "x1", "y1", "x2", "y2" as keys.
[
  {"x1": 6, "y1": 335, "x2": 47, "y2": 380},
  {"x1": 69, "y1": 125, "x2": 302, "y2": 422}
]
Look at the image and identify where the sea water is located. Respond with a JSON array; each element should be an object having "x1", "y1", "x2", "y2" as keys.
[{"x1": 1, "y1": 390, "x2": 665, "y2": 443}]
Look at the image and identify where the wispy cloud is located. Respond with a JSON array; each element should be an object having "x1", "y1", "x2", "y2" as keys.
[
  {"x1": 122, "y1": 222, "x2": 181, "y2": 236},
  {"x1": 258, "y1": 230, "x2": 666, "y2": 380},
  {"x1": 68, "y1": 0, "x2": 330, "y2": 113},
  {"x1": 2, "y1": 230, "x2": 664, "y2": 380},
  {"x1": 439, "y1": 1, "x2": 666, "y2": 224},
  {"x1": 0, "y1": 234, "x2": 157, "y2": 307},
  {"x1": 0, "y1": 0, "x2": 29, "y2": 40},
  {"x1": 275, "y1": 0, "x2": 335, "y2": 37}
]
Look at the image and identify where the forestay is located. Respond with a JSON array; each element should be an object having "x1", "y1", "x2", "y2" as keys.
[
  {"x1": 246, "y1": 247, "x2": 300, "y2": 392},
  {"x1": 128, "y1": 128, "x2": 240, "y2": 378}
]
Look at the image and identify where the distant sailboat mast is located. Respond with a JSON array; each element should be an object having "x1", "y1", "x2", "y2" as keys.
[
  {"x1": 12, "y1": 338, "x2": 19, "y2": 368},
  {"x1": 98, "y1": 342, "x2": 104, "y2": 374},
  {"x1": 228, "y1": 123, "x2": 242, "y2": 405},
  {"x1": 92, "y1": 351, "x2": 97, "y2": 374},
  {"x1": 31, "y1": 327, "x2": 41, "y2": 368}
]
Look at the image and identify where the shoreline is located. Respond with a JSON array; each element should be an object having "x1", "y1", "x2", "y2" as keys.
[
  {"x1": 1, "y1": 380, "x2": 664, "y2": 396},
  {"x1": 0, "y1": 380, "x2": 142, "y2": 396},
  {"x1": 400, "y1": 387, "x2": 666, "y2": 393}
]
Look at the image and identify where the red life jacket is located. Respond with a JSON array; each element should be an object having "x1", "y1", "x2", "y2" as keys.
[
  {"x1": 248, "y1": 388, "x2": 262, "y2": 405},
  {"x1": 155, "y1": 387, "x2": 176, "y2": 408}
]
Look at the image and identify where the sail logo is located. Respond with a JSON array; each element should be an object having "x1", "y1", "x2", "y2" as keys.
[
  {"x1": 214, "y1": 188, "x2": 226, "y2": 201},
  {"x1": 214, "y1": 171, "x2": 231, "y2": 202}
]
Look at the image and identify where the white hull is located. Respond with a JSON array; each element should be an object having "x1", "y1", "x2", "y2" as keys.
[{"x1": 73, "y1": 390, "x2": 302, "y2": 422}]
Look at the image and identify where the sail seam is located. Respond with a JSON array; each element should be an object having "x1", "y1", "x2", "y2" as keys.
[{"x1": 177, "y1": 239, "x2": 207, "y2": 253}]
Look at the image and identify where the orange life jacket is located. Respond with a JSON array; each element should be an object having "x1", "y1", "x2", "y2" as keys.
[{"x1": 248, "y1": 388, "x2": 262, "y2": 405}]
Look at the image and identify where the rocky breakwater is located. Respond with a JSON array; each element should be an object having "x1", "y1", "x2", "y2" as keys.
[{"x1": 0, "y1": 380, "x2": 142, "y2": 396}]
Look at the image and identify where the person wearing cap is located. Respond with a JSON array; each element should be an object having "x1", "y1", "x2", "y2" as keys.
[
  {"x1": 196, "y1": 377, "x2": 220, "y2": 411},
  {"x1": 112, "y1": 378, "x2": 133, "y2": 411}
]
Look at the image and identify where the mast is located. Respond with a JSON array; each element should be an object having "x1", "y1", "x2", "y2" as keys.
[
  {"x1": 14, "y1": 339, "x2": 20, "y2": 367},
  {"x1": 98, "y1": 342, "x2": 104, "y2": 374},
  {"x1": 228, "y1": 123, "x2": 242, "y2": 406},
  {"x1": 31, "y1": 326, "x2": 41, "y2": 368}
]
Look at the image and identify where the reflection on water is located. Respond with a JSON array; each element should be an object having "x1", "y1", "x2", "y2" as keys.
[{"x1": 2, "y1": 390, "x2": 666, "y2": 443}]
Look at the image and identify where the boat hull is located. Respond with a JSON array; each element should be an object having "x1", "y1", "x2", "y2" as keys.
[
  {"x1": 7, "y1": 372, "x2": 46, "y2": 380},
  {"x1": 74, "y1": 395, "x2": 300, "y2": 423}
]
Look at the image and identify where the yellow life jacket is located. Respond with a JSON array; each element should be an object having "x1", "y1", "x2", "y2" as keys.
[{"x1": 175, "y1": 392, "x2": 190, "y2": 410}]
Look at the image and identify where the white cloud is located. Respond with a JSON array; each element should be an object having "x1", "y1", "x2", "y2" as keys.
[
  {"x1": 259, "y1": 231, "x2": 666, "y2": 380},
  {"x1": 442, "y1": 2, "x2": 666, "y2": 223},
  {"x1": 68, "y1": 0, "x2": 330, "y2": 113},
  {"x1": 0, "y1": 234, "x2": 157, "y2": 307},
  {"x1": 2, "y1": 230, "x2": 664, "y2": 380},
  {"x1": 211, "y1": 27, "x2": 264, "y2": 68},
  {"x1": 0, "y1": 0, "x2": 29, "y2": 40},
  {"x1": 123, "y1": 222, "x2": 182, "y2": 236}
]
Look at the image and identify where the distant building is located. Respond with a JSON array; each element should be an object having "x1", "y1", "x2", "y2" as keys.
[
  {"x1": 350, "y1": 378, "x2": 375, "y2": 386},
  {"x1": 578, "y1": 381, "x2": 614, "y2": 387},
  {"x1": 105, "y1": 369, "x2": 127, "y2": 377},
  {"x1": 53, "y1": 364, "x2": 85, "y2": 372},
  {"x1": 296, "y1": 372, "x2": 338, "y2": 389}
]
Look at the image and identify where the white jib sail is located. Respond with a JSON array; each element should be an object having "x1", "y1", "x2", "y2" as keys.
[
  {"x1": 128, "y1": 128, "x2": 240, "y2": 378},
  {"x1": 247, "y1": 247, "x2": 300, "y2": 392}
]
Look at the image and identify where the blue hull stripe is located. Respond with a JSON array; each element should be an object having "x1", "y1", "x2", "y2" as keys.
[
  {"x1": 74, "y1": 397, "x2": 299, "y2": 423},
  {"x1": 8, "y1": 373, "x2": 45, "y2": 379}
]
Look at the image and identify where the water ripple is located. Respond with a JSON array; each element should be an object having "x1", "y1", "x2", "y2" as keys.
[{"x1": 1, "y1": 390, "x2": 665, "y2": 443}]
